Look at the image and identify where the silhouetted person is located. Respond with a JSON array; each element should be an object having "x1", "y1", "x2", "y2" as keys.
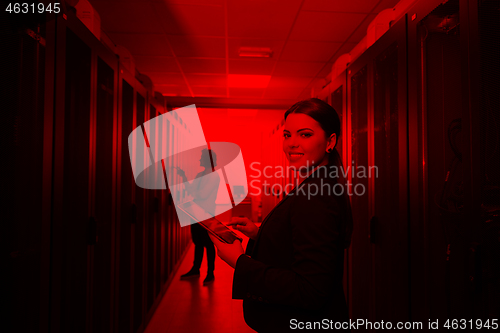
[{"x1": 177, "y1": 148, "x2": 220, "y2": 285}]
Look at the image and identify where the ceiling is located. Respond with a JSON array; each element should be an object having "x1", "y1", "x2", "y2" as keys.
[{"x1": 89, "y1": 0, "x2": 400, "y2": 104}]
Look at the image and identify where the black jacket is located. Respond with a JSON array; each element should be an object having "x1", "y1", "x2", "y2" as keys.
[{"x1": 232, "y1": 167, "x2": 352, "y2": 332}]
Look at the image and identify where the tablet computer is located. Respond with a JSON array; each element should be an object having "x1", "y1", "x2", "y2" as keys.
[{"x1": 177, "y1": 201, "x2": 243, "y2": 244}]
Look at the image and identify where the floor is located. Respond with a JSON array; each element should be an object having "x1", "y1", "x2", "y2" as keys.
[{"x1": 144, "y1": 239, "x2": 256, "y2": 333}]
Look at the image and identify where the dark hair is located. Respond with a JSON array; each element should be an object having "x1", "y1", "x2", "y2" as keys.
[
  {"x1": 284, "y1": 98, "x2": 352, "y2": 248},
  {"x1": 202, "y1": 148, "x2": 217, "y2": 167},
  {"x1": 284, "y1": 98, "x2": 342, "y2": 168}
]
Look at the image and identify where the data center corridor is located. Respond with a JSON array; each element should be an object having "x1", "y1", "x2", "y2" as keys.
[
  {"x1": 144, "y1": 239, "x2": 255, "y2": 333},
  {"x1": 5, "y1": 0, "x2": 499, "y2": 331}
]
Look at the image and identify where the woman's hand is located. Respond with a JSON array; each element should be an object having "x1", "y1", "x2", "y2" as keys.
[
  {"x1": 227, "y1": 217, "x2": 259, "y2": 240},
  {"x1": 208, "y1": 235, "x2": 244, "y2": 269}
]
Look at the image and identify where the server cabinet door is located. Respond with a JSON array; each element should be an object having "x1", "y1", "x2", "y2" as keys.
[
  {"x1": 54, "y1": 27, "x2": 92, "y2": 332},
  {"x1": 329, "y1": 79, "x2": 350, "y2": 309},
  {"x1": 152, "y1": 105, "x2": 165, "y2": 299},
  {"x1": 372, "y1": 41, "x2": 408, "y2": 322},
  {"x1": 117, "y1": 78, "x2": 135, "y2": 333},
  {"x1": 475, "y1": 0, "x2": 500, "y2": 319},
  {"x1": 164, "y1": 119, "x2": 173, "y2": 279},
  {"x1": 331, "y1": 84, "x2": 345, "y2": 168},
  {"x1": 168, "y1": 124, "x2": 177, "y2": 276},
  {"x1": 347, "y1": 16, "x2": 409, "y2": 326},
  {"x1": 409, "y1": 0, "x2": 466, "y2": 322},
  {"x1": 410, "y1": 0, "x2": 499, "y2": 322},
  {"x1": 133, "y1": 92, "x2": 146, "y2": 333},
  {"x1": 5, "y1": 16, "x2": 48, "y2": 333},
  {"x1": 348, "y1": 65, "x2": 371, "y2": 322},
  {"x1": 146, "y1": 104, "x2": 157, "y2": 312},
  {"x1": 92, "y1": 56, "x2": 117, "y2": 333}
]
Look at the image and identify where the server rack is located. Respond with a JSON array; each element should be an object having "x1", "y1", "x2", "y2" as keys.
[
  {"x1": 345, "y1": 13, "x2": 409, "y2": 324},
  {"x1": 3, "y1": 8, "x2": 50, "y2": 333},
  {"x1": 328, "y1": 68, "x2": 350, "y2": 313},
  {"x1": 6, "y1": 7, "x2": 192, "y2": 333},
  {"x1": 407, "y1": 0, "x2": 463, "y2": 323},
  {"x1": 407, "y1": 0, "x2": 500, "y2": 324},
  {"x1": 298, "y1": 0, "x2": 499, "y2": 328}
]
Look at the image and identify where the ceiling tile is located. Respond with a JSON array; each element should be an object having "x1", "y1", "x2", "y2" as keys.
[
  {"x1": 191, "y1": 86, "x2": 227, "y2": 97},
  {"x1": 142, "y1": 72, "x2": 186, "y2": 85},
  {"x1": 320, "y1": 42, "x2": 357, "y2": 79},
  {"x1": 335, "y1": 42, "x2": 358, "y2": 57},
  {"x1": 151, "y1": 3, "x2": 225, "y2": 36},
  {"x1": 227, "y1": 0, "x2": 302, "y2": 39},
  {"x1": 228, "y1": 38, "x2": 285, "y2": 59},
  {"x1": 273, "y1": 61, "x2": 324, "y2": 77},
  {"x1": 229, "y1": 88, "x2": 266, "y2": 98},
  {"x1": 108, "y1": 33, "x2": 172, "y2": 56},
  {"x1": 347, "y1": 13, "x2": 377, "y2": 44},
  {"x1": 266, "y1": 76, "x2": 313, "y2": 90},
  {"x1": 311, "y1": 77, "x2": 329, "y2": 91},
  {"x1": 134, "y1": 56, "x2": 180, "y2": 72},
  {"x1": 297, "y1": 88, "x2": 313, "y2": 100},
  {"x1": 296, "y1": 77, "x2": 328, "y2": 99},
  {"x1": 228, "y1": 59, "x2": 276, "y2": 75},
  {"x1": 185, "y1": 74, "x2": 227, "y2": 86},
  {"x1": 90, "y1": 0, "x2": 142, "y2": 2},
  {"x1": 280, "y1": 41, "x2": 342, "y2": 62},
  {"x1": 316, "y1": 63, "x2": 333, "y2": 78},
  {"x1": 264, "y1": 87, "x2": 305, "y2": 100},
  {"x1": 155, "y1": 83, "x2": 191, "y2": 96},
  {"x1": 264, "y1": 76, "x2": 313, "y2": 99},
  {"x1": 228, "y1": 74, "x2": 271, "y2": 88},
  {"x1": 320, "y1": 41, "x2": 357, "y2": 68},
  {"x1": 89, "y1": 1, "x2": 164, "y2": 34},
  {"x1": 197, "y1": 108, "x2": 228, "y2": 117},
  {"x1": 301, "y1": 0, "x2": 380, "y2": 13},
  {"x1": 91, "y1": 0, "x2": 388, "y2": 100},
  {"x1": 289, "y1": 11, "x2": 367, "y2": 42},
  {"x1": 168, "y1": 35, "x2": 226, "y2": 58},
  {"x1": 177, "y1": 58, "x2": 226, "y2": 74},
  {"x1": 255, "y1": 109, "x2": 286, "y2": 122},
  {"x1": 152, "y1": 0, "x2": 224, "y2": 5},
  {"x1": 227, "y1": 109, "x2": 258, "y2": 117},
  {"x1": 371, "y1": 0, "x2": 401, "y2": 13}
]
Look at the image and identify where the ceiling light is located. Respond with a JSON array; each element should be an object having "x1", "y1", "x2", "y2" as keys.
[
  {"x1": 227, "y1": 74, "x2": 271, "y2": 88},
  {"x1": 238, "y1": 47, "x2": 273, "y2": 58},
  {"x1": 228, "y1": 109, "x2": 259, "y2": 117}
]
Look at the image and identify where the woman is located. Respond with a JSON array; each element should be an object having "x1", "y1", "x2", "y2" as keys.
[{"x1": 210, "y1": 98, "x2": 353, "y2": 332}]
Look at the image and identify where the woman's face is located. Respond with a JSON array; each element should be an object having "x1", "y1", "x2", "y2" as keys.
[{"x1": 283, "y1": 113, "x2": 335, "y2": 170}]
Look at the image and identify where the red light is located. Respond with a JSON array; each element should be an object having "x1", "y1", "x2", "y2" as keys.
[
  {"x1": 228, "y1": 109, "x2": 258, "y2": 117},
  {"x1": 227, "y1": 74, "x2": 271, "y2": 89}
]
